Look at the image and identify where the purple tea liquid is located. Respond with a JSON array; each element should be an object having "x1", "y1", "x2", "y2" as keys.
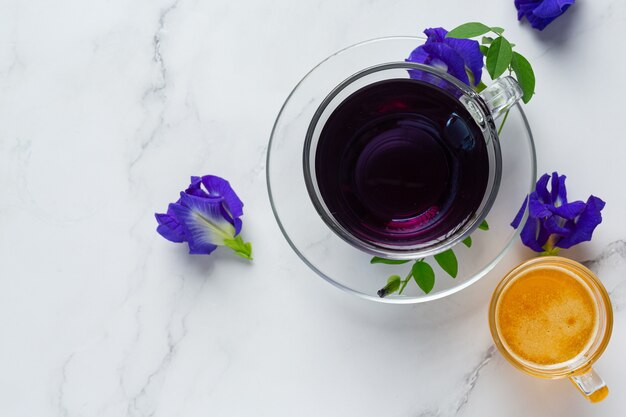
[{"x1": 314, "y1": 79, "x2": 489, "y2": 247}]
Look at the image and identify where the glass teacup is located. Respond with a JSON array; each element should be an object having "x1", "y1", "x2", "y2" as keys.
[
  {"x1": 267, "y1": 36, "x2": 536, "y2": 302},
  {"x1": 303, "y1": 63, "x2": 523, "y2": 260}
]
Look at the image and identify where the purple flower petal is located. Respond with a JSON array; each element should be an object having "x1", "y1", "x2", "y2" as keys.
[
  {"x1": 533, "y1": 0, "x2": 574, "y2": 18},
  {"x1": 423, "y1": 27, "x2": 448, "y2": 42},
  {"x1": 550, "y1": 172, "x2": 568, "y2": 205},
  {"x1": 556, "y1": 196, "x2": 606, "y2": 249},
  {"x1": 528, "y1": 194, "x2": 552, "y2": 218},
  {"x1": 543, "y1": 216, "x2": 572, "y2": 236},
  {"x1": 535, "y1": 173, "x2": 551, "y2": 203},
  {"x1": 218, "y1": 205, "x2": 242, "y2": 236},
  {"x1": 406, "y1": 47, "x2": 437, "y2": 83},
  {"x1": 170, "y1": 192, "x2": 236, "y2": 254},
  {"x1": 536, "y1": 221, "x2": 552, "y2": 249},
  {"x1": 515, "y1": 0, "x2": 535, "y2": 20},
  {"x1": 444, "y1": 37, "x2": 483, "y2": 86},
  {"x1": 548, "y1": 200, "x2": 586, "y2": 220},
  {"x1": 422, "y1": 43, "x2": 470, "y2": 85},
  {"x1": 515, "y1": 0, "x2": 575, "y2": 31},
  {"x1": 188, "y1": 241, "x2": 218, "y2": 255},
  {"x1": 201, "y1": 175, "x2": 244, "y2": 218},
  {"x1": 406, "y1": 27, "x2": 483, "y2": 86},
  {"x1": 529, "y1": 13, "x2": 559, "y2": 30},
  {"x1": 519, "y1": 217, "x2": 546, "y2": 252},
  {"x1": 155, "y1": 206, "x2": 186, "y2": 243},
  {"x1": 511, "y1": 195, "x2": 529, "y2": 228},
  {"x1": 185, "y1": 176, "x2": 209, "y2": 198},
  {"x1": 233, "y1": 218, "x2": 243, "y2": 236},
  {"x1": 407, "y1": 45, "x2": 431, "y2": 65}
]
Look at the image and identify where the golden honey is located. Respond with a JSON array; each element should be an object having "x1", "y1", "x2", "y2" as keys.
[{"x1": 496, "y1": 266, "x2": 598, "y2": 366}]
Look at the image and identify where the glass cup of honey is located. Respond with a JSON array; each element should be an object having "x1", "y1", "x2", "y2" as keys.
[{"x1": 489, "y1": 256, "x2": 613, "y2": 402}]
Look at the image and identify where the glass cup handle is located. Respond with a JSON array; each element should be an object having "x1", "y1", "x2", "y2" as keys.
[
  {"x1": 569, "y1": 367, "x2": 609, "y2": 403},
  {"x1": 479, "y1": 76, "x2": 523, "y2": 120}
]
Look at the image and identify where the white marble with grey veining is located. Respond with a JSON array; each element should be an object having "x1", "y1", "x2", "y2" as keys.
[{"x1": 1, "y1": 0, "x2": 625, "y2": 416}]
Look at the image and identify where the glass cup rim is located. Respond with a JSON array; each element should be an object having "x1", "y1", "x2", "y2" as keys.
[
  {"x1": 302, "y1": 60, "x2": 502, "y2": 260},
  {"x1": 488, "y1": 256, "x2": 614, "y2": 378}
]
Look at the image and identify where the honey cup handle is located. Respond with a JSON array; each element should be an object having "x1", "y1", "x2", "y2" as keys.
[{"x1": 569, "y1": 368, "x2": 609, "y2": 403}]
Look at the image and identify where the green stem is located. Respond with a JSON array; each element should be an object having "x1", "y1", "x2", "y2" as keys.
[
  {"x1": 497, "y1": 109, "x2": 510, "y2": 136},
  {"x1": 398, "y1": 258, "x2": 423, "y2": 294},
  {"x1": 539, "y1": 248, "x2": 561, "y2": 256},
  {"x1": 397, "y1": 270, "x2": 413, "y2": 295},
  {"x1": 540, "y1": 236, "x2": 561, "y2": 257}
]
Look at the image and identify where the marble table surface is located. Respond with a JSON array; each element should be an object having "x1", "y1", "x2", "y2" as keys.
[{"x1": 1, "y1": 0, "x2": 625, "y2": 416}]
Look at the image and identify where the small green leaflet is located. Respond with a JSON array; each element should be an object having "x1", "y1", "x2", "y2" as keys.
[
  {"x1": 481, "y1": 36, "x2": 494, "y2": 45},
  {"x1": 377, "y1": 275, "x2": 401, "y2": 297},
  {"x1": 224, "y1": 236, "x2": 253, "y2": 260},
  {"x1": 511, "y1": 52, "x2": 536, "y2": 103},
  {"x1": 370, "y1": 256, "x2": 411, "y2": 265},
  {"x1": 478, "y1": 220, "x2": 490, "y2": 231},
  {"x1": 412, "y1": 261, "x2": 435, "y2": 294},
  {"x1": 475, "y1": 80, "x2": 487, "y2": 92},
  {"x1": 462, "y1": 236, "x2": 472, "y2": 248},
  {"x1": 446, "y1": 22, "x2": 491, "y2": 38},
  {"x1": 434, "y1": 249, "x2": 458, "y2": 278},
  {"x1": 386, "y1": 275, "x2": 401, "y2": 290},
  {"x1": 486, "y1": 37, "x2": 513, "y2": 79}
]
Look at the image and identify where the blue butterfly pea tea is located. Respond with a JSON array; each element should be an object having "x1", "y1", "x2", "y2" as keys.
[{"x1": 314, "y1": 79, "x2": 489, "y2": 248}]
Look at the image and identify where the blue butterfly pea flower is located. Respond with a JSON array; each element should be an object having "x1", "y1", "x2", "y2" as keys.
[
  {"x1": 406, "y1": 27, "x2": 483, "y2": 87},
  {"x1": 155, "y1": 175, "x2": 252, "y2": 259},
  {"x1": 515, "y1": 0, "x2": 575, "y2": 31},
  {"x1": 511, "y1": 172, "x2": 605, "y2": 254}
]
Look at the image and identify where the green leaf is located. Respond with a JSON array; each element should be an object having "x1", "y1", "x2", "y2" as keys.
[
  {"x1": 462, "y1": 236, "x2": 473, "y2": 248},
  {"x1": 511, "y1": 52, "x2": 536, "y2": 104},
  {"x1": 434, "y1": 249, "x2": 458, "y2": 278},
  {"x1": 478, "y1": 219, "x2": 490, "y2": 231},
  {"x1": 412, "y1": 261, "x2": 435, "y2": 294},
  {"x1": 387, "y1": 274, "x2": 401, "y2": 287},
  {"x1": 475, "y1": 80, "x2": 488, "y2": 92},
  {"x1": 446, "y1": 22, "x2": 491, "y2": 38},
  {"x1": 223, "y1": 235, "x2": 253, "y2": 260},
  {"x1": 370, "y1": 256, "x2": 411, "y2": 265},
  {"x1": 377, "y1": 275, "x2": 402, "y2": 298},
  {"x1": 467, "y1": 70, "x2": 477, "y2": 88},
  {"x1": 479, "y1": 45, "x2": 489, "y2": 57},
  {"x1": 481, "y1": 36, "x2": 494, "y2": 45},
  {"x1": 490, "y1": 26, "x2": 505, "y2": 35},
  {"x1": 486, "y1": 36, "x2": 513, "y2": 79}
]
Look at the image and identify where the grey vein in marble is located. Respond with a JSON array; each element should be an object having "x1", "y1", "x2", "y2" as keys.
[
  {"x1": 248, "y1": 144, "x2": 268, "y2": 181},
  {"x1": 414, "y1": 346, "x2": 496, "y2": 417},
  {"x1": 454, "y1": 346, "x2": 497, "y2": 415},
  {"x1": 583, "y1": 240, "x2": 626, "y2": 271},
  {"x1": 129, "y1": 0, "x2": 180, "y2": 174},
  {"x1": 583, "y1": 240, "x2": 626, "y2": 311},
  {"x1": 0, "y1": 42, "x2": 25, "y2": 77},
  {"x1": 57, "y1": 353, "x2": 75, "y2": 417},
  {"x1": 125, "y1": 274, "x2": 201, "y2": 417}
]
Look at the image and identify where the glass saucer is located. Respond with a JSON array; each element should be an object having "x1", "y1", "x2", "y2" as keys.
[{"x1": 266, "y1": 37, "x2": 536, "y2": 304}]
